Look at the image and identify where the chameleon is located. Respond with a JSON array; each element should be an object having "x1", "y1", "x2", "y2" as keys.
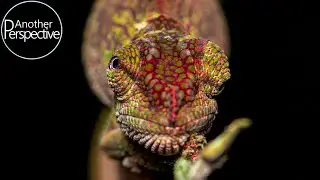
[{"x1": 82, "y1": 0, "x2": 252, "y2": 180}]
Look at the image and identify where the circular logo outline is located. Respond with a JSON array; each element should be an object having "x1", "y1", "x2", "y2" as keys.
[{"x1": 1, "y1": 0, "x2": 63, "y2": 60}]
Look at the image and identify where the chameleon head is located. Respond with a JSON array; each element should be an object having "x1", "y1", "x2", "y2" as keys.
[{"x1": 105, "y1": 31, "x2": 230, "y2": 156}]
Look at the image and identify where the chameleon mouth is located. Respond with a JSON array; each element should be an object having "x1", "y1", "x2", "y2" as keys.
[
  {"x1": 117, "y1": 113, "x2": 215, "y2": 135},
  {"x1": 116, "y1": 112, "x2": 216, "y2": 156},
  {"x1": 116, "y1": 104, "x2": 217, "y2": 135}
]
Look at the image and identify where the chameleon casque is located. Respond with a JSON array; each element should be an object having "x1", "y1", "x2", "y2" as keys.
[{"x1": 82, "y1": 0, "x2": 252, "y2": 179}]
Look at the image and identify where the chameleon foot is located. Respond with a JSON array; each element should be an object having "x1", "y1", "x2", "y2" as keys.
[{"x1": 100, "y1": 128, "x2": 144, "y2": 173}]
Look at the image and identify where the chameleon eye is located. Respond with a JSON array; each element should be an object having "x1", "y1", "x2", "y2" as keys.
[{"x1": 109, "y1": 56, "x2": 120, "y2": 69}]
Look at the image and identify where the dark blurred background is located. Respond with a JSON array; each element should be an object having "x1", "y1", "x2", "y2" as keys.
[{"x1": 0, "y1": 0, "x2": 311, "y2": 180}]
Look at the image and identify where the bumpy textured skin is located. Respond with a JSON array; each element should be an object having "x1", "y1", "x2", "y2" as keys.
[
  {"x1": 106, "y1": 14, "x2": 229, "y2": 156},
  {"x1": 99, "y1": 14, "x2": 252, "y2": 180},
  {"x1": 82, "y1": 0, "x2": 230, "y2": 107},
  {"x1": 83, "y1": 1, "x2": 251, "y2": 179}
]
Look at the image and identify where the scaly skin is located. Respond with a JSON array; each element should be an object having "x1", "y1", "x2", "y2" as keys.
[
  {"x1": 82, "y1": 0, "x2": 231, "y2": 107},
  {"x1": 98, "y1": 14, "x2": 252, "y2": 180},
  {"x1": 82, "y1": 0, "x2": 250, "y2": 179}
]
